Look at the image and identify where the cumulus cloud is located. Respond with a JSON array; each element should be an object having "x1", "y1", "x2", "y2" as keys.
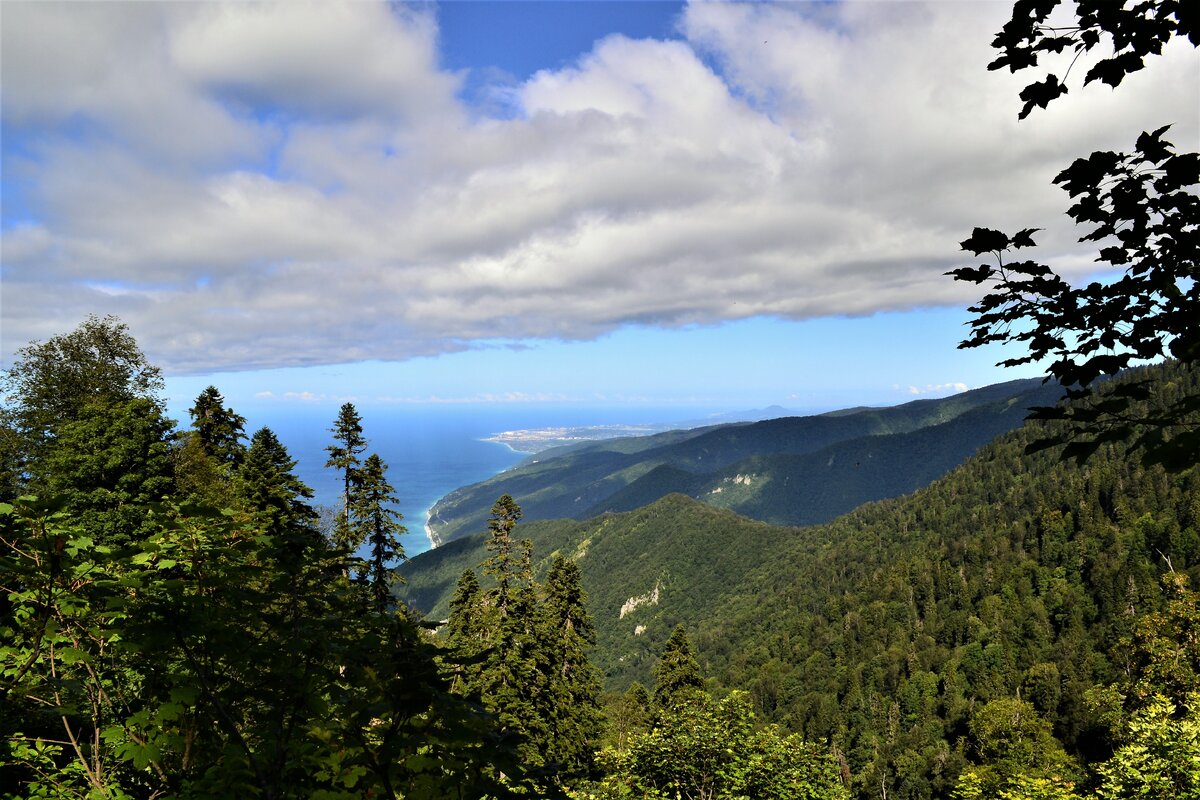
[{"x1": 1, "y1": 1, "x2": 1195, "y2": 374}]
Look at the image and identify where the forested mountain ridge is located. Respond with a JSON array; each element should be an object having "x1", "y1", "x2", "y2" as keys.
[
  {"x1": 402, "y1": 361, "x2": 1200, "y2": 799},
  {"x1": 428, "y1": 377, "x2": 1059, "y2": 542}
]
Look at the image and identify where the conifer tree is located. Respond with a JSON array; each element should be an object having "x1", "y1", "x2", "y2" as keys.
[
  {"x1": 484, "y1": 493, "x2": 524, "y2": 618},
  {"x1": 653, "y1": 624, "x2": 705, "y2": 708},
  {"x1": 353, "y1": 453, "x2": 406, "y2": 613},
  {"x1": 538, "y1": 556, "x2": 603, "y2": 777},
  {"x1": 187, "y1": 385, "x2": 247, "y2": 468},
  {"x1": 240, "y1": 427, "x2": 319, "y2": 551},
  {"x1": 39, "y1": 397, "x2": 176, "y2": 547},
  {"x1": 477, "y1": 495, "x2": 547, "y2": 767},
  {"x1": 325, "y1": 402, "x2": 367, "y2": 549},
  {"x1": 446, "y1": 568, "x2": 486, "y2": 694}
]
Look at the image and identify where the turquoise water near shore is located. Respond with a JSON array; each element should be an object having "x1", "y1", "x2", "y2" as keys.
[{"x1": 218, "y1": 405, "x2": 711, "y2": 557}]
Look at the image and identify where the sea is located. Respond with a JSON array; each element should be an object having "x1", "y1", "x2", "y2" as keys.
[{"x1": 223, "y1": 405, "x2": 719, "y2": 558}]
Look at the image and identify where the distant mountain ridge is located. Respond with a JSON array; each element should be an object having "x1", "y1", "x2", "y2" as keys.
[{"x1": 426, "y1": 377, "x2": 1061, "y2": 542}]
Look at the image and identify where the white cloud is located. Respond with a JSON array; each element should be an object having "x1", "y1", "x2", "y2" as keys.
[
  {"x1": 905, "y1": 382, "x2": 970, "y2": 396},
  {"x1": 2, "y1": 1, "x2": 1195, "y2": 374}
]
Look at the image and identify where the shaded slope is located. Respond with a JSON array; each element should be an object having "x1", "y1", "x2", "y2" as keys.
[
  {"x1": 428, "y1": 377, "x2": 1054, "y2": 543},
  {"x1": 588, "y1": 389, "x2": 1058, "y2": 525}
]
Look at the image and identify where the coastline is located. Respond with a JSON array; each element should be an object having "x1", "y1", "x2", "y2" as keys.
[{"x1": 423, "y1": 508, "x2": 441, "y2": 549}]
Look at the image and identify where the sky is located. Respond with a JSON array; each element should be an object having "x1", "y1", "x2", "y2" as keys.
[{"x1": 2, "y1": 1, "x2": 1197, "y2": 418}]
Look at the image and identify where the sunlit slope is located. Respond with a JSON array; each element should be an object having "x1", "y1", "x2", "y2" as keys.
[{"x1": 427, "y1": 377, "x2": 1058, "y2": 543}]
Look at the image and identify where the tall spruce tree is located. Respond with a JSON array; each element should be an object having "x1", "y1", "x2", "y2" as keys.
[
  {"x1": 240, "y1": 427, "x2": 319, "y2": 552},
  {"x1": 484, "y1": 494, "x2": 524, "y2": 618},
  {"x1": 477, "y1": 495, "x2": 547, "y2": 768},
  {"x1": 325, "y1": 403, "x2": 367, "y2": 549},
  {"x1": 187, "y1": 385, "x2": 247, "y2": 468},
  {"x1": 353, "y1": 453, "x2": 407, "y2": 613},
  {"x1": 446, "y1": 568, "x2": 486, "y2": 694},
  {"x1": 538, "y1": 556, "x2": 603, "y2": 777},
  {"x1": 653, "y1": 624, "x2": 705, "y2": 709}
]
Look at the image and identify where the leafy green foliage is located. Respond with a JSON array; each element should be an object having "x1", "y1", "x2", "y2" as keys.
[
  {"x1": 1, "y1": 493, "x2": 528, "y2": 799},
  {"x1": 1093, "y1": 692, "x2": 1200, "y2": 799},
  {"x1": 37, "y1": 398, "x2": 176, "y2": 548},
  {"x1": 954, "y1": 698, "x2": 1080, "y2": 799},
  {"x1": 577, "y1": 691, "x2": 848, "y2": 800}
]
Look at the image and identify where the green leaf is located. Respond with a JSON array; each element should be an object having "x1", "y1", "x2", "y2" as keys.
[{"x1": 56, "y1": 646, "x2": 90, "y2": 665}]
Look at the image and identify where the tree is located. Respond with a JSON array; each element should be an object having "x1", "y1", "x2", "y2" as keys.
[
  {"x1": 475, "y1": 495, "x2": 547, "y2": 770},
  {"x1": 353, "y1": 453, "x2": 407, "y2": 613},
  {"x1": 187, "y1": 385, "x2": 247, "y2": 468},
  {"x1": 1, "y1": 315, "x2": 166, "y2": 493},
  {"x1": 325, "y1": 403, "x2": 367, "y2": 550},
  {"x1": 239, "y1": 427, "x2": 319, "y2": 551},
  {"x1": 1, "y1": 314, "x2": 163, "y2": 441},
  {"x1": 1, "y1": 494, "x2": 528, "y2": 800},
  {"x1": 1093, "y1": 693, "x2": 1200, "y2": 800},
  {"x1": 484, "y1": 494, "x2": 525, "y2": 620},
  {"x1": 539, "y1": 556, "x2": 604, "y2": 778},
  {"x1": 951, "y1": 0, "x2": 1199, "y2": 471},
  {"x1": 38, "y1": 397, "x2": 176, "y2": 548},
  {"x1": 953, "y1": 698, "x2": 1080, "y2": 800},
  {"x1": 445, "y1": 568, "x2": 487, "y2": 695},
  {"x1": 589, "y1": 691, "x2": 848, "y2": 800},
  {"x1": 653, "y1": 625, "x2": 705, "y2": 709}
]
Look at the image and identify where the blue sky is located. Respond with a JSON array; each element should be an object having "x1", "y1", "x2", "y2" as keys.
[{"x1": 3, "y1": 1, "x2": 1196, "y2": 420}]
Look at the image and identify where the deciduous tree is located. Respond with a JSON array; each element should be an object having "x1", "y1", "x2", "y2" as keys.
[{"x1": 951, "y1": 0, "x2": 1199, "y2": 471}]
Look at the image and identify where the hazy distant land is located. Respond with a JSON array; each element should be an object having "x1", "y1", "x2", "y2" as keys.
[{"x1": 482, "y1": 423, "x2": 676, "y2": 454}]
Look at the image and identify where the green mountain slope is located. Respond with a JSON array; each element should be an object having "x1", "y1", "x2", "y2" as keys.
[
  {"x1": 585, "y1": 391, "x2": 1061, "y2": 524},
  {"x1": 400, "y1": 362, "x2": 1200, "y2": 799},
  {"x1": 428, "y1": 377, "x2": 1058, "y2": 543}
]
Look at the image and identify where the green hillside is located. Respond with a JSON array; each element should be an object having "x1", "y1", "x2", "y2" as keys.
[
  {"x1": 400, "y1": 362, "x2": 1200, "y2": 799},
  {"x1": 427, "y1": 377, "x2": 1058, "y2": 543},
  {"x1": 585, "y1": 391, "x2": 1062, "y2": 524}
]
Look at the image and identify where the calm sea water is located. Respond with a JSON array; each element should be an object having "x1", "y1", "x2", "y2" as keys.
[{"x1": 228, "y1": 405, "x2": 710, "y2": 557}]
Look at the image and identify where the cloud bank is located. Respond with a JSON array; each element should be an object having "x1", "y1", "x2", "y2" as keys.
[{"x1": 2, "y1": 1, "x2": 1195, "y2": 373}]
